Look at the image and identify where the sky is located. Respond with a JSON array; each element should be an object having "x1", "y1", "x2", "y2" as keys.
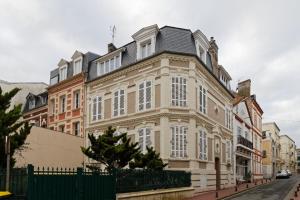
[{"x1": 1, "y1": 0, "x2": 300, "y2": 145}]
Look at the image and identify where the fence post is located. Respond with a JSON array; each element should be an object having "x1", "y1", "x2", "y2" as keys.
[
  {"x1": 27, "y1": 164, "x2": 34, "y2": 200},
  {"x1": 77, "y1": 167, "x2": 83, "y2": 200}
]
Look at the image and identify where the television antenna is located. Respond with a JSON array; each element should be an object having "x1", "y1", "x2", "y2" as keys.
[{"x1": 110, "y1": 25, "x2": 116, "y2": 44}]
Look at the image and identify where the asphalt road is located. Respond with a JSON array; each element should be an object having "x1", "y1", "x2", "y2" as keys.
[{"x1": 227, "y1": 175, "x2": 299, "y2": 200}]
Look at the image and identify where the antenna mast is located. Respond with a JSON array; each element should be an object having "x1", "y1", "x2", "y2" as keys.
[{"x1": 110, "y1": 25, "x2": 116, "y2": 44}]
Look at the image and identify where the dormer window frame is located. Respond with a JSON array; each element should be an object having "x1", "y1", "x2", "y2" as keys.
[
  {"x1": 73, "y1": 57, "x2": 83, "y2": 75},
  {"x1": 96, "y1": 51, "x2": 122, "y2": 77},
  {"x1": 132, "y1": 24, "x2": 159, "y2": 61},
  {"x1": 28, "y1": 98, "x2": 36, "y2": 110},
  {"x1": 193, "y1": 30, "x2": 210, "y2": 65},
  {"x1": 59, "y1": 65, "x2": 68, "y2": 82}
]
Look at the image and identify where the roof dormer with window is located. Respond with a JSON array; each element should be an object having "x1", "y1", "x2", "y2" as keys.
[
  {"x1": 71, "y1": 50, "x2": 83, "y2": 75},
  {"x1": 218, "y1": 65, "x2": 232, "y2": 90},
  {"x1": 193, "y1": 30, "x2": 210, "y2": 64},
  {"x1": 96, "y1": 48, "x2": 124, "y2": 77},
  {"x1": 58, "y1": 59, "x2": 68, "y2": 82},
  {"x1": 132, "y1": 24, "x2": 159, "y2": 60}
]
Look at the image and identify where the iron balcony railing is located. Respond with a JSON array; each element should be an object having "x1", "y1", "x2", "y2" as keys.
[{"x1": 238, "y1": 135, "x2": 253, "y2": 149}]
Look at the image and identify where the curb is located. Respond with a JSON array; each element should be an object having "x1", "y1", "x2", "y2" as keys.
[
  {"x1": 220, "y1": 180, "x2": 274, "y2": 200},
  {"x1": 284, "y1": 176, "x2": 300, "y2": 200}
]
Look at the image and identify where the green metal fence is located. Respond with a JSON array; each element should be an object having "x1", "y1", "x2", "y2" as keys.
[
  {"x1": 116, "y1": 169, "x2": 191, "y2": 193},
  {"x1": 27, "y1": 165, "x2": 116, "y2": 200},
  {"x1": 0, "y1": 168, "x2": 27, "y2": 199}
]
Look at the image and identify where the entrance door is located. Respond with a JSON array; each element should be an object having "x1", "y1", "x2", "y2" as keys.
[{"x1": 215, "y1": 157, "x2": 221, "y2": 190}]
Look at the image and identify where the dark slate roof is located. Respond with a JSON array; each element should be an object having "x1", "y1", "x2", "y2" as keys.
[
  {"x1": 88, "y1": 26, "x2": 209, "y2": 82},
  {"x1": 23, "y1": 91, "x2": 48, "y2": 113},
  {"x1": 49, "y1": 51, "x2": 100, "y2": 81}
]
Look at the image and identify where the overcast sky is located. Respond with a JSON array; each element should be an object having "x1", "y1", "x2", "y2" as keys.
[{"x1": 1, "y1": 0, "x2": 300, "y2": 146}]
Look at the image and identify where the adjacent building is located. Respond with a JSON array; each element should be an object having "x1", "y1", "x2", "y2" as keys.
[
  {"x1": 279, "y1": 135, "x2": 296, "y2": 173},
  {"x1": 262, "y1": 122, "x2": 281, "y2": 178},
  {"x1": 297, "y1": 148, "x2": 300, "y2": 173},
  {"x1": 84, "y1": 25, "x2": 235, "y2": 192},
  {"x1": 232, "y1": 95, "x2": 253, "y2": 181},
  {"x1": 23, "y1": 91, "x2": 48, "y2": 127},
  {"x1": 47, "y1": 51, "x2": 99, "y2": 136}
]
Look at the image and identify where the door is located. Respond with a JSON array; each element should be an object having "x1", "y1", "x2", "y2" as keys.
[{"x1": 215, "y1": 157, "x2": 221, "y2": 190}]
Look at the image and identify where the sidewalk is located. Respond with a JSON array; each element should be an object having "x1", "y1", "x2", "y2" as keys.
[{"x1": 187, "y1": 179, "x2": 272, "y2": 200}]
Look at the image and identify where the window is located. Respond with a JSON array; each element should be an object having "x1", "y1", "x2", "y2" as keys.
[
  {"x1": 138, "y1": 128, "x2": 151, "y2": 153},
  {"x1": 28, "y1": 99, "x2": 35, "y2": 110},
  {"x1": 254, "y1": 135, "x2": 257, "y2": 149},
  {"x1": 50, "y1": 99, "x2": 55, "y2": 114},
  {"x1": 59, "y1": 124, "x2": 65, "y2": 132},
  {"x1": 73, "y1": 122, "x2": 80, "y2": 136},
  {"x1": 92, "y1": 96, "x2": 102, "y2": 121},
  {"x1": 73, "y1": 91, "x2": 80, "y2": 109},
  {"x1": 226, "y1": 140, "x2": 232, "y2": 162},
  {"x1": 97, "y1": 54, "x2": 121, "y2": 76},
  {"x1": 59, "y1": 66, "x2": 67, "y2": 81},
  {"x1": 237, "y1": 127, "x2": 242, "y2": 136},
  {"x1": 171, "y1": 126, "x2": 188, "y2": 158},
  {"x1": 60, "y1": 96, "x2": 66, "y2": 113},
  {"x1": 171, "y1": 77, "x2": 187, "y2": 107},
  {"x1": 113, "y1": 89, "x2": 125, "y2": 117},
  {"x1": 199, "y1": 129, "x2": 207, "y2": 160},
  {"x1": 50, "y1": 76, "x2": 58, "y2": 85},
  {"x1": 141, "y1": 41, "x2": 152, "y2": 59},
  {"x1": 225, "y1": 108, "x2": 232, "y2": 129},
  {"x1": 199, "y1": 85, "x2": 207, "y2": 114},
  {"x1": 73, "y1": 59, "x2": 82, "y2": 75},
  {"x1": 138, "y1": 81, "x2": 152, "y2": 111},
  {"x1": 198, "y1": 45, "x2": 206, "y2": 63}
]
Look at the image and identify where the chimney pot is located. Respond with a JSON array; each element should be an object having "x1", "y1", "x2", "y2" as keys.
[
  {"x1": 237, "y1": 79, "x2": 251, "y2": 97},
  {"x1": 108, "y1": 43, "x2": 117, "y2": 53}
]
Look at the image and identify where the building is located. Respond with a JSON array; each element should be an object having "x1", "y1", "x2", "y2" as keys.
[
  {"x1": 0, "y1": 80, "x2": 47, "y2": 110},
  {"x1": 279, "y1": 135, "x2": 296, "y2": 173},
  {"x1": 23, "y1": 91, "x2": 48, "y2": 127},
  {"x1": 296, "y1": 148, "x2": 300, "y2": 173},
  {"x1": 84, "y1": 25, "x2": 234, "y2": 192},
  {"x1": 233, "y1": 95, "x2": 253, "y2": 181},
  {"x1": 236, "y1": 80, "x2": 263, "y2": 180},
  {"x1": 14, "y1": 126, "x2": 84, "y2": 168},
  {"x1": 262, "y1": 122, "x2": 281, "y2": 178},
  {"x1": 47, "y1": 51, "x2": 99, "y2": 136}
]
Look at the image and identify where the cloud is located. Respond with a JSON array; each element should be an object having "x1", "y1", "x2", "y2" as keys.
[{"x1": 0, "y1": 0, "x2": 300, "y2": 145}]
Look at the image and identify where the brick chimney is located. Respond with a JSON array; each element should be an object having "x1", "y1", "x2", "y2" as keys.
[
  {"x1": 237, "y1": 79, "x2": 251, "y2": 97},
  {"x1": 108, "y1": 43, "x2": 117, "y2": 53},
  {"x1": 208, "y1": 37, "x2": 219, "y2": 76}
]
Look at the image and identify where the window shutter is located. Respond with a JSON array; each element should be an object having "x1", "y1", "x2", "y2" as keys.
[
  {"x1": 183, "y1": 127, "x2": 187, "y2": 157},
  {"x1": 171, "y1": 127, "x2": 175, "y2": 157},
  {"x1": 145, "y1": 81, "x2": 151, "y2": 109},
  {"x1": 92, "y1": 97, "x2": 97, "y2": 121},
  {"x1": 204, "y1": 132, "x2": 207, "y2": 160},
  {"x1": 146, "y1": 128, "x2": 151, "y2": 147},
  {"x1": 199, "y1": 86, "x2": 203, "y2": 112},
  {"x1": 138, "y1": 129, "x2": 144, "y2": 151},
  {"x1": 120, "y1": 90, "x2": 125, "y2": 115},
  {"x1": 114, "y1": 91, "x2": 119, "y2": 116},
  {"x1": 97, "y1": 97, "x2": 102, "y2": 120},
  {"x1": 182, "y1": 78, "x2": 187, "y2": 106},
  {"x1": 139, "y1": 83, "x2": 144, "y2": 111},
  {"x1": 199, "y1": 130, "x2": 203, "y2": 160},
  {"x1": 203, "y1": 88, "x2": 206, "y2": 114}
]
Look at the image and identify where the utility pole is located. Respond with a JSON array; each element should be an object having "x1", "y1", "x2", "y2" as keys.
[{"x1": 5, "y1": 136, "x2": 10, "y2": 191}]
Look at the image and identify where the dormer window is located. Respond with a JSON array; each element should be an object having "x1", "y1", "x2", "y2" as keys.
[
  {"x1": 132, "y1": 24, "x2": 158, "y2": 60},
  {"x1": 97, "y1": 53, "x2": 122, "y2": 76},
  {"x1": 73, "y1": 58, "x2": 82, "y2": 75},
  {"x1": 193, "y1": 30, "x2": 209, "y2": 64},
  {"x1": 29, "y1": 98, "x2": 35, "y2": 109},
  {"x1": 141, "y1": 41, "x2": 152, "y2": 59},
  {"x1": 198, "y1": 45, "x2": 206, "y2": 63},
  {"x1": 59, "y1": 65, "x2": 67, "y2": 81}
]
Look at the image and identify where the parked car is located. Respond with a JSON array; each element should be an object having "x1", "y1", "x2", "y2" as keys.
[
  {"x1": 286, "y1": 169, "x2": 292, "y2": 176},
  {"x1": 276, "y1": 170, "x2": 289, "y2": 179}
]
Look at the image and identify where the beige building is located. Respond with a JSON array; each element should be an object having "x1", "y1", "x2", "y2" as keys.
[
  {"x1": 15, "y1": 126, "x2": 84, "y2": 168},
  {"x1": 262, "y1": 122, "x2": 281, "y2": 178},
  {"x1": 84, "y1": 25, "x2": 234, "y2": 192},
  {"x1": 279, "y1": 135, "x2": 296, "y2": 173}
]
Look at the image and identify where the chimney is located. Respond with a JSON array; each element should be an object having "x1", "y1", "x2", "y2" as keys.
[
  {"x1": 208, "y1": 37, "x2": 219, "y2": 76},
  {"x1": 108, "y1": 43, "x2": 117, "y2": 53},
  {"x1": 237, "y1": 79, "x2": 251, "y2": 97}
]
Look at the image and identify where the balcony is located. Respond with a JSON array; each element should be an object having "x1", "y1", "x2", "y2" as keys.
[{"x1": 238, "y1": 135, "x2": 253, "y2": 149}]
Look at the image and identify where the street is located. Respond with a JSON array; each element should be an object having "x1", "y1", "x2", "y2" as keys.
[{"x1": 227, "y1": 176, "x2": 300, "y2": 200}]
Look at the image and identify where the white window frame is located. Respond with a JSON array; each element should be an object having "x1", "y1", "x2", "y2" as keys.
[
  {"x1": 91, "y1": 96, "x2": 102, "y2": 121},
  {"x1": 170, "y1": 126, "x2": 188, "y2": 158},
  {"x1": 50, "y1": 99, "x2": 55, "y2": 115},
  {"x1": 140, "y1": 40, "x2": 152, "y2": 59},
  {"x1": 225, "y1": 107, "x2": 232, "y2": 129},
  {"x1": 73, "y1": 90, "x2": 80, "y2": 109},
  {"x1": 199, "y1": 84, "x2": 207, "y2": 114},
  {"x1": 96, "y1": 53, "x2": 122, "y2": 76},
  {"x1": 73, "y1": 121, "x2": 80, "y2": 136},
  {"x1": 28, "y1": 98, "x2": 35, "y2": 110},
  {"x1": 113, "y1": 89, "x2": 126, "y2": 117},
  {"x1": 198, "y1": 128, "x2": 208, "y2": 161},
  {"x1": 73, "y1": 58, "x2": 82, "y2": 75},
  {"x1": 197, "y1": 43, "x2": 206, "y2": 63},
  {"x1": 138, "y1": 80, "x2": 152, "y2": 111},
  {"x1": 171, "y1": 76, "x2": 187, "y2": 107},
  {"x1": 60, "y1": 95, "x2": 66, "y2": 113},
  {"x1": 138, "y1": 128, "x2": 151, "y2": 153},
  {"x1": 59, "y1": 65, "x2": 67, "y2": 81},
  {"x1": 50, "y1": 76, "x2": 58, "y2": 85}
]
